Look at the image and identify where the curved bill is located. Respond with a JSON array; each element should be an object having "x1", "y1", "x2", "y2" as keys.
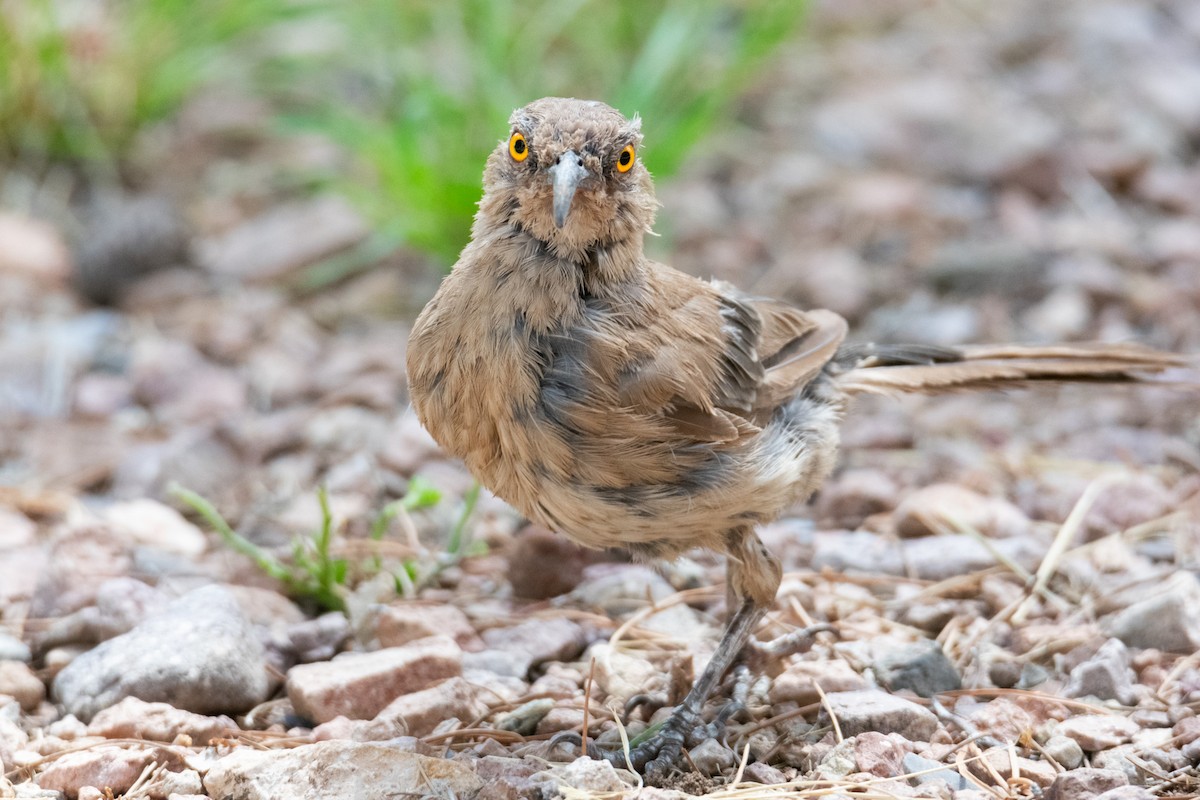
[{"x1": 549, "y1": 151, "x2": 588, "y2": 228}]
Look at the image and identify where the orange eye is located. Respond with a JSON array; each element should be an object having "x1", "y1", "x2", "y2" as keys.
[
  {"x1": 509, "y1": 132, "x2": 528, "y2": 162},
  {"x1": 617, "y1": 144, "x2": 635, "y2": 173}
]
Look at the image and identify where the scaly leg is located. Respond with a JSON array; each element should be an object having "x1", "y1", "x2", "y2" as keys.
[
  {"x1": 601, "y1": 528, "x2": 782, "y2": 781},
  {"x1": 605, "y1": 598, "x2": 763, "y2": 778}
]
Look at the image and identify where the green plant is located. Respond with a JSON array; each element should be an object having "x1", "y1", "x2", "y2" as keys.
[
  {"x1": 0, "y1": 0, "x2": 296, "y2": 175},
  {"x1": 278, "y1": 0, "x2": 807, "y2": 264},
  {"x1": 171, "y1": 477, "x2": 481, "y2": 612}
]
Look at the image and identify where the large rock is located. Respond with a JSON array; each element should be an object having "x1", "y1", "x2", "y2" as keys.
[
  {"x1": 479, "y1": 617, "x2": 586, "y2": 677},
  {"x1": 1047, "y1": 768, "x2": 1127, "y2": 800},
  {"x1": 973, "y1": 747, "x2": 1057, "y2": 788},
  {"x1": 360, "y1": 676, "x2": 489, "y2": 738},
  {"x1": 0, "y1": 212, "x2": 72, "y2": 285},
  {"x1": 588, "y1": 643, "x2": 663, "y2": 707},
  {"x1": 871, "y1": 638, "x2": 961, "y2": 697},
  {"x1": 893, "y1": 483, "x2": 1031, "y2": 539},
  {"x1": 820, "y1": 690, "x2": 939, "y2": 740},
  {"x1": 36, "y1": 745, "x2": 187, "y2": 797},
  {"x1": 571, "y1": 564, "x2": 708, "y2": 638},
  {"x1": 0, "y1": 631, "x2": 31, "y2": 662},
  {"x1": 88, "y1": 697, "x2": 237, "y2": 745},
  {"x1": 768, "y1": 658, "x2": 867, "y2": 705},
  {"x1": 0, "y1": 661, "x2": 44, "y2": 711},
  {"x1": 203, "y1": 740, "x2": 482, "y2": 799},
  {"x1": 102, "y1": 499, "x2": 207, "y2": 557},
  {"x1": 52, "y1": 585, "x2": 270, "y2": 721},
  {"x1": 368, "y1": 602, "x2": 480, "y2": 649},
  {"x1": 1105, "y1": 573, "x2": 1200, "y2": 652},
  {"x1": 197, "y1": 196, "x2": 369, "y2": 282},
  {"x1": 287, "y1": 635, "x2": 460, "y2": 723},
  {"x1": 1063, "y1": 638, "x2": 1137, "y2": 705},
  {"x1": 1055, "y1": 715, "x2": 1139, "y2": 752}
]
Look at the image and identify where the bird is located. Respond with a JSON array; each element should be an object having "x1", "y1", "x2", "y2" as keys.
[{"x1": 406, "y1": 97, "x2": 1187, "y2": 778}]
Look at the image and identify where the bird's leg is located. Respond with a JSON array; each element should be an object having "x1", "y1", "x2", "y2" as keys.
[
  {"x1": 608, "y1": 597, "x2": 764, "y2": 778},
  {"x1": 601, "y1": 529, "x2": 782, "y2": 781}
]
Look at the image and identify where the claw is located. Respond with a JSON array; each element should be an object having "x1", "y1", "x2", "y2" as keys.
[
  {"x1": 714, "y1": 698, "x2": 746, "y2": 727},
  {"x1": 548, "y1": 730, "x2": 604, "y2": 761},
  {"x1": 624, "y1": 692, "x2": 667, "y2": 719}
]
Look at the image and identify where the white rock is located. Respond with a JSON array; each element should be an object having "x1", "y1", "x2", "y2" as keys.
[
  {"x1": 203, "y1": 740, "x2": 482, "y2": 799},
  {"x1": 103, "y1": 499, "x2": 207, "y2": 557}
]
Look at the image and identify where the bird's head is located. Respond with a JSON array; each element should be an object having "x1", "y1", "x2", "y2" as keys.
[{"x1": 478, "y1": 97, "x2": 658, "y2": 256}]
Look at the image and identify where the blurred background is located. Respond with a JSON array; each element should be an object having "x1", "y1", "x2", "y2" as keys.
[
  {"x1": 1, "y1": 0, "x2": 1198, "y2": 547},
  {"x1": 2, "y1": 5, "x2": 1200, "y2": 791}
]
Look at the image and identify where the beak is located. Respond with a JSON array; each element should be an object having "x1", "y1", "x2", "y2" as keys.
[{"x1": 548, "y1": 150, "x2": 588, "y2": 228}]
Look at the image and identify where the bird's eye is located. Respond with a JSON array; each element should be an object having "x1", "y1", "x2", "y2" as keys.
[
  {"x1": 509, "y1": 132, "x2": 529, "y2": 162},
  {"x1": 617, "y1": 144, "x2": 635, "y2": 173}
]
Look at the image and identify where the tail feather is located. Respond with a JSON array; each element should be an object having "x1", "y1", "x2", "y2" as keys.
[{"x1": 835, "y1": 342, "x2": 1192, "y2": 397}]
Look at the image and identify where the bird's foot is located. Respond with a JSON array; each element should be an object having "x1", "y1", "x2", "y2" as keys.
[
  {"x1": 550, "y1": 703, "x2": 724, "y2": 782},
  {"x1": 608, "y1": 704, "x2": 726, "y2": 782}
]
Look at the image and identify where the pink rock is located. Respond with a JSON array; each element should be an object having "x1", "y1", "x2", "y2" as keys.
[
  {"x1": 1095, "y1": 788, "x2": 1157, "y2": 800},
  {"x1": 1172, "y1": 716, "x2": 1200, "y2": 745},
  {"x1": 202, "y1": 740, "x2": 482, "y2": 798},
  {"x1": 197, "y1": 195, "x2": 369, "y2": 282},
  {"x1": 820, "y1": 690, "x2": 939, "y2": 740},
  {"x1": 74, "y1": 373, "x2": 135, "y2": 418},
  {"x1": 893, "y1": 483, "x2": 1030, "y2": 539},
  {"x1": 0, "y1": 508, "x2": 36, "y2": 549},
  {"x1": 967, "y1": 698, "x2": 1038, "y2": 742},
  {"x1": 287, "y1": 636, "x2": 460, "y2": 723},
  {"x1": 974, "y1": 747, "x2": 1058, "y2": 788},
  {"x1": 102, "y1": 499, "x2": 207, "y2": 557},
  {"x1": 311, "y1": 715, "x2": 368, "y2": 741},
  {"x1": 1055, "y1": 715, "x2": 1139, "y2": 751},
  {"x1": 535, "y1": 706, "x2": 586, "y2": 736},
  {"x1": 30, "y1": 525, "x2": 133, "y2": 620},
  {"x1": 768, "y1": 659, "x2": 867, "y2": 705},
  {"x1": 481, "y1": 617, "x2": 586, "y2": 668},
  {"x1": 556, "y1": 757, "x2": 629, "y2": 792},
  {"x1": 88, "y1": 697, "x2": 237, "y2": 745},
  {"x1": 1047, "y1": 767, "x2": 1127, "y2": 800},
  {"x1": 0, "y1": 213, "x2": 71, "y2": 285},
  {"x1": 144, "y1": 768, "x2": 204, "y2": 797},
  {"x1": 361, "y1": 676, "x2": 489, "y2": 738},
  {"x1": 377, "y1": 411, "x2": 444, "y2": 475},
  {"x1": 371, "y1": 602, "x2": 480, "y2": 649},
  {"x1": 0, "y1": 660, "x2": 45, "y2": 711},
  {"x1": 474, "y1": 754, "x2": 555, "y2": 798},
  {"x1": 36, "y1": 746, "x2": 185, "y2": 796},
  {"x1": 816, "y1": 468, "x2": 900, "y2": 528},
  {"x1": 742, "y1": 761, "x2": 787, "y2": 785},
  {"x1": 506, "y1": 526, "x2": 600, "y2": 600},
  {"x1": 853, "y1": 731, "x2": 906, "y2": 777}
]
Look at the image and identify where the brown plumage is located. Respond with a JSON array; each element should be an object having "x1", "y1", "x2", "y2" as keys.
[{"x1": 406, "y1": 97, "x2": 1186, "y2": 777}]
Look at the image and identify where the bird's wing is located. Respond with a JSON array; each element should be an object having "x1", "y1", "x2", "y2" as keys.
[
  {"x1": 614, "y1": 271, "x2": 848, "y2": 441},
  {"x1": 753, "y1": 301, "x2": 848, "y2": 408}
]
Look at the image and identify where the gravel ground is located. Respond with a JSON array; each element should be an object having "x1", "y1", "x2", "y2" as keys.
[{"x1": 2, "y1": 1, "x2": 1199, "y2": 798}]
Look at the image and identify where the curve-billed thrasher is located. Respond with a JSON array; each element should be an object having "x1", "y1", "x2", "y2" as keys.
[{"x1": 407, "y1": 97, "x2": 1185, "y2": 777}]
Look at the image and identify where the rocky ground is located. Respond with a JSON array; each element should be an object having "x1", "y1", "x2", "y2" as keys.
[{"x1": 2, "y1": 0, "x2": 1200, "y2": 798}]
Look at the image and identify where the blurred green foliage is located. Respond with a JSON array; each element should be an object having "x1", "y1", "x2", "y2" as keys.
[
  {"x1": 283, "y1": 0, "x2": 807, "y2": 262},
  {"x1": 0, "y1": 0, "x2": 296, "y2": 174},
  {"x1": 1, "y1": 0, "x2": 805, "y2": 263}
]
